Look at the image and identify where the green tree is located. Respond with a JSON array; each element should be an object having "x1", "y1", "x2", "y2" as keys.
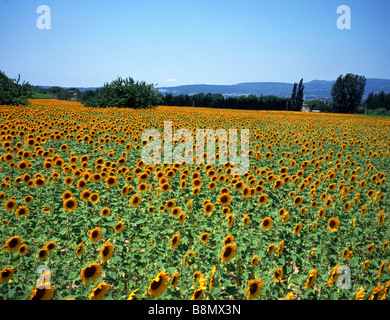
[
  {"x1": 331, "y1": 73, "x2": 366, "y2": 113},
  {"x1": 0, "y1": 71, "x2": 31, "y2": 105},
  {"x1": 306, "y1": 99, "x2": 325, "y2": 111},
  {"x1": 290, "y1": 82, "x2": 297, "y2": 111},
  {"x1": 296, "y1": 78, "x2": 305, "y2": 110},
  {"x1": 81, "y1": 76, "x2": 162, "y2": 108}
]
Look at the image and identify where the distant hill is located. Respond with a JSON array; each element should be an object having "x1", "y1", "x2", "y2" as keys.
[
  {"x1": 157, "y1": 78, "x2": 390, "y2": 100},
  {"x1": 34, "y1": 78, "x2": 390, "y2": 100}
]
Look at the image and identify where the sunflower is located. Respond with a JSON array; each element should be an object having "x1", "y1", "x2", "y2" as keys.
[
  {"x1": 293, "y1": 223, "x2": 303, "y2": 235},
  {"x1": 367, "y1": 243, "x2": 375, "y2": 253},
  {"x1": 45, "y1": 241, "x2": 57, "y2": 253},
  {"x1": 115, "y1": 221, "x2": 125, "y2": 234},
  {"x1": 63, "y1": 197, "x2": 78, "y2": 212},
  {"x1": 344, "y1": 201, "x2": 351, "y2": 212},
  {"x1": 127, "y1": 290, "x2": 139, "y2": 300},
  {"x1": 243, "y1": 214, "x2": 250, "y2": 227},
  {"x1": 101, "y1": 207, "x2": 111, "y2": 218},
  {"x1": 37, "y1": 248, "x2": 48, "y2": 261},
  {"x1": 379, "y1": 260, "x2": 387, "y2": 278},
  {"x1": 137, "y1": 182, "x2": 148, "y2": 193},
  {"x1": 304, "y1": 269, "x2": 318, "y2": 289},
  {"x1": 267, "y1": 244, "x2": 276, "y2": 255},
  {"x1": 76, "y1": 243, "x2": 85, "y2": 256},
  {"x1": 355, "y1": 286, "x2": 365, "y2": 300},
  {"x1": 15, "y1": 206, "x2": 29, "y2": 218},
  {"x1": 218, "y1": 193, "x2": 231, "y2": 206},
  {"x1": 30, "y1": 284, "x2": 55, "y2": 300},
  {"x1": 148, "y1": 271, "x2": 169, "y2": 298},
  {"x1": 318, "y1": 208, "x2": 326, "y2": 219},
  {"x1": 88, "y1": 282, "x2": 110, "y2": 300},
  {"x1": 327, "y1": 217, "x2": 340, "y2": 232},
  {"x1": 276, "y1": 240, "x2": 285, "y2": 256},
  {"x1": 171, "y1": 206, "x2": 181, "y2": 217},
  {"x1": 24, "y1": 195, "x2": 33, "y2": 204},
  {"x1": 286, "y1": 292, "x2": 295, "y2": 300},
  {"x1": 282, "y1": 212, "x2": 290, "y2": 224},
  {"x1": 246, "y1": 279, "x2": 264, "y2": 300},
  {"x1": 251, "y1": 255, "x2": 259, "y2": 268},
  {"x1": 273, "y1": 268, "x2": 283, "y2": 282},
  {"x1": 80, "y1": 189, "x2": 92, "y2": 202},
  {"x1": 2, "y1": 236, "x2": 22, "y2": 253},
  {"x1": 178, "y1": 212, "x2": 186, "y2": 225},
  {"x1": 89, "y1": 227, "x2": 103, "y2": 243},
  {"x1": 61, "y1": 190, "x2": 73, "y2": 201},
  {"x1": 100, "y1": 242, "x2": 114, "y2": 262},
  {"x1": 293, "y1": 196, "x2": 303, "y2": 206},
  {"x1": 258, "y1": 194, "x2": 269, "y2": 206},
  {"x1": 0, "y1": 268, "x2": 15, "y2": 283},
  {"x1": 227, "y1": 214, "x2": 235, "y2": 227},
  {"x1": 204, "y1": 202, "x2": 215, "y2": 215},
  {"x1": 200, "y1": 232, "x2": 210, "y2": 244},
  {"x1": 170, "y1": 233, "x2": 180, "y2": 249},
  {"x1": 18, "y1": 243, "x2": 28, "y2": 255},
  {"x1": 80, "y1": 263, "x2": 103, "y2": 285},
  {"x1": 261, "y1": 217, "x2": 273, "y2": 230},
  {"x1": 216, "y1": 233, "x2": 232, "y2": 249},
  {"x1": 4, "y1": 198, "x2": 17, "y2": 212},
  {"x1": 170, "y1": 271, "x2": 180, "y2": 289},
  {"x1": 129, "y1": 194, "x2": 142, "y2": 207},
  {"x1": 369, "y1": 283, "x2": 384, "y2": 300},
  {"x1": 326, "y1": 264, "x2": 341, "y2": 287},
  {"x1": 90, "y1": 192, "x2": 100, "y2": 204},
  {"x1": 221, "y1": 243, "x2": 237, "y2": 263},
  {"x1": 209, "y1": 265, "x2": 217, "y2": 290},
  {"x1": 105, "y1": 176, "x2": 118, "y2": 188},
  {"x1": 190, "y1": 285, "x2": 206, "y2": 300}
]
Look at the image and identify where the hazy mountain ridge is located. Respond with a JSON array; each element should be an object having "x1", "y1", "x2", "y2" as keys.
[
  {"x1": 35, "y1": 78, "x2": 390, "y2": 100},
  {"x1": 157, "y1": 78, "x2": 390, "y2": 100}
]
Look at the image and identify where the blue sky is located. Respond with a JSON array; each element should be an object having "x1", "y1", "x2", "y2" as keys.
[{"x1": 0, "y1": 0, "x2": 389, "y2": 87}]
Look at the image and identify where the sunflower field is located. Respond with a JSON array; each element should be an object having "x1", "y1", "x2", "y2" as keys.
[{"x1": 0, "y1": 99, "x2": 389, "y2": 300}]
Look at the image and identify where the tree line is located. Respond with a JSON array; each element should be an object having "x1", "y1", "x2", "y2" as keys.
[
  {"x1": 1, "y1": 70, "x2": 390, "y2": 115},
  {"x1": 159, "y1": 92, "x2": 294, "y2": 111}
]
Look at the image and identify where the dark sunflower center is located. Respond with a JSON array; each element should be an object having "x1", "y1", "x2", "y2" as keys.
[
  {"x1": 151, "y1": 277, "x2": 162, "y2": 290},
  {"x1": 102, "y1": 246, "x2": 110, "y2": 256},
  {"x1": 7, "y1": 202, "x2": 15, "y2": 209},
  {"x1": 330, "y1": 220, "x2": 336, "y2": 228},
  {"x1": 263, "y1": 220, "x2": 269, "y2": 227},
  {"x1": 194, "y1": 289, "x2": 202, "y2": 299},
  {"x1": 9, "y1": 238, "x2": 19, "y2": 248},
  {"x1": 84, "y1": 266, "x2": 96, "y2": 278},
  {"x1": 93, "y1": 287, "x2": 102, "y2": 296},
  {"x1": 48, "y1": 244, "x2": 54, "y2": 250},
  {"x1": 223, "y1": 246, "x2": 232, "y2": 257},
  {"x1": 249, "y1": 283, "x2": 258, "y2": 295},
  {"x1": 31, "y1": 288, "x2": 46, "y2": 300},
  {"x1": 39, "y1": 250, "x2": 46, "y2": 257},
  {"x1": 92, "y1": 230, "x2": 98, "y2": 238},
  {"x1": 66, "y1": 200, "x2": 75, "y2": 208},
  {"x1": 2, "y1": 270, "x2": 10, "y2": 278},
  {"x1": 172, "y1": 237, "x2": 177, "y2": 245}
]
